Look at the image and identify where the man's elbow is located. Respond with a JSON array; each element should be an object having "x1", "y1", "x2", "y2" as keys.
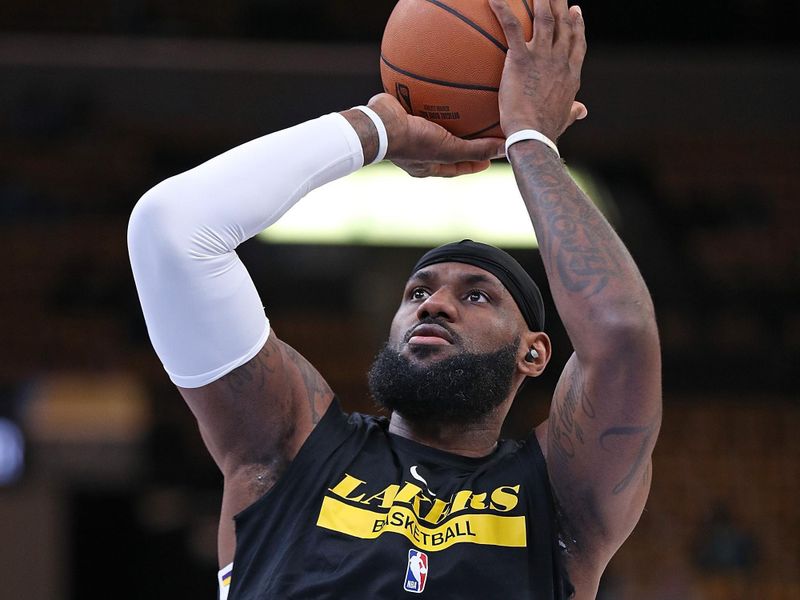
[
  {"x1": 128, "y1": 177, "x2": 195, "y2": 262},
  {"x1": 587, "y1": 303, "x2": 660, "y2": 357}
]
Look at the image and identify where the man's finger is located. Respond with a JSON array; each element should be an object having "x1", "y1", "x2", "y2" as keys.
[
  {"x1": 432, "y1": 160, "x2": 492, "y2": 178},
  {"x1": 489, "y1": 0, "x2": 528, "y2": 55},
  {"x1": 550, "y1": 0, "x2": 572, "y2": 53},
  {"x1": 531, "y1": 0, "x2": 556, "y2": 51},
  {"x1": 438, "y1": 135, "x2": 505, "y2": 163},
  {"x1": 569, "y1": 5, "x2": 587, "y2": 73},
  {"x1": 550, "y1": 0, "x2": 570, "y2": 19}
]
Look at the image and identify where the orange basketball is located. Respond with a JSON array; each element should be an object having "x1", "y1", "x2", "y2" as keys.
[{"x1": 380, "y1": 0, "x2": 533, "y2": 139}]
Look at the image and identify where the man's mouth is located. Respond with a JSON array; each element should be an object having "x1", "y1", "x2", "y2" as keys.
[{"x1": 406, "y1": 324, "x2": 454, "y2": 346}]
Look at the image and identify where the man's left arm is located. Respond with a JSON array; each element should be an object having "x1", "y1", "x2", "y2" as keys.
[
  {"x1": 519, "y1": 138, "x2": 661, "y2": 567},
  {"x1": 490, "y1": 0, "x2": 662, "y2": 581}
]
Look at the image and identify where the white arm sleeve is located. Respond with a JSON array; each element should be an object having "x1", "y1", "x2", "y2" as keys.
[{"x1": 127, "y1": 113, "x2": 364, "y2": 388}]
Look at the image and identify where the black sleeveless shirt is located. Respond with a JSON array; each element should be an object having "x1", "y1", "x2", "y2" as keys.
[{"x1": 228, "y1": 399, "x2": 573, "y2": 599}]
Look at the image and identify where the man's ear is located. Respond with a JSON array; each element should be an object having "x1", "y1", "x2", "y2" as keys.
[{"x1": 517, "y1": 331, "x2": 551, "y2": 378}]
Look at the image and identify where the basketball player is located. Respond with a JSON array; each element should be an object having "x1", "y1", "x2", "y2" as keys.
[{"x1": 128, "y1": 0, "x2": 660, "y2": 598}]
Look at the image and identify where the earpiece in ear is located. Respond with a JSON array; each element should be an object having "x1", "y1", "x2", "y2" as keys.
[{"x1": 525, "y1": 348, "x2": 539, "y2": 362}]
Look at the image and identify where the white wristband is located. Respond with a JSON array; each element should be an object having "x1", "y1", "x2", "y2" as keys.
[
  {"x1": 505, "y1": 129, "x2": 560, "y2": 159},
  {"x1": 353, "y1": 105, "x2": 388, "y2": 165}
]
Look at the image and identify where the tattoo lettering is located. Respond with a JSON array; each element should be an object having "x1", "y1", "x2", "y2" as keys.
[
  {"x1": 282, "y1": 344, "x2": 328, "y2": 425},
  {"x1": 549, "y1": 416, "x2": 575, "y2": 459},
  {"x1": 523, "y1": 73, "x2": 540, "y2": 98},
  {"x1": 551, "y1": 208, "x2": 619, "y2": 296},
  {"x1": 225, "y1": 343, "x2": 275, "y2": 395},
  {"x1": 516, "y1": 147, "x2": 625, "y2": 298},
  {"x1": 599, "y1": 420, "x2": 658, "y2": 495},
  {"x1": 550, "y1": 364, "x2": 596, "y2": 460}
]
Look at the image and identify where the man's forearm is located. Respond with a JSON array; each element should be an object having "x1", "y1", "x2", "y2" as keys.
[{"x1": 509, "y1": 141, "x2": 656, "y2": 350}]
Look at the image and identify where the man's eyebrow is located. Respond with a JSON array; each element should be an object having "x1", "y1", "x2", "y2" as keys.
[
  {"x1": 462, "y1": 273, "x2": 501, "y2": 289},
  {"x1": 406, "y1": 269, "x2": 503, "y2": 292},
  {"x1": 408, "y1": 270, "x2": 434, "y2": 284}
]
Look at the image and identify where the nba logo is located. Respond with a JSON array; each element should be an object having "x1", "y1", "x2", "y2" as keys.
[{"x1": 403, "y1": 549, "x2": 428, "y2": 593}]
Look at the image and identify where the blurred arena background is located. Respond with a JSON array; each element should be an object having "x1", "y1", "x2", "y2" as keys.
[{"x1": 0, "y1": 1, "x2": 798, "y2": 598}]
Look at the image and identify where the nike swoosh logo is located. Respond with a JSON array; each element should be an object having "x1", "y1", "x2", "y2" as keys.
[{"x1": 410, "y1": 465, "x2": 436, "y2": 497}]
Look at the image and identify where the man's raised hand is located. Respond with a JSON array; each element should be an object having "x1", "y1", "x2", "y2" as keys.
[
  {"x1": 367, "y1": 93, "x2": 505, "y2": 178},
  {"x1": 489, "y1": 0, "x2": 587, "y2": 141}
]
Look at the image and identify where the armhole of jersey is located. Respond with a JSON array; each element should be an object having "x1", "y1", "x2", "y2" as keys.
[
  {"x1": 218, "y1": 562, "x2": 233, "y2": 600},
  {"x1": 524, "y1": 430, "x2": 576, "y2": 599}
]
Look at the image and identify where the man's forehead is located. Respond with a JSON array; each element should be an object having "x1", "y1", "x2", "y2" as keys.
[{"x1": 408, "y1": 262, "x2": 506, "y2": 289}]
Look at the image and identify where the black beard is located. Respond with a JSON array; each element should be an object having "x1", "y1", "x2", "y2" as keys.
[{"x1": 367, "y1": 340, "x2": 519, "y2": 427}]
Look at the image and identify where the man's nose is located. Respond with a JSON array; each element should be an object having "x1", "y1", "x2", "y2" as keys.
[{"x1": 416, "y1": 289, "x2": 457, "y2": 322}]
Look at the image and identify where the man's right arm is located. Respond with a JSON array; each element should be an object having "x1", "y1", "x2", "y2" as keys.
[
  {"x1": 128, "y1": 113, "x2": 368, "y2": 561},
  {"x1": 128, "y1": 112, "x2": 364, "y2": 462},
  {"x1": 128, "y1": 101, "x2": 503, "y2": 563}
]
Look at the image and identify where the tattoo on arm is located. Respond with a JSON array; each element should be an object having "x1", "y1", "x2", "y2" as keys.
[
  {"x1": 282, "y1": 344, "x2": 329, "y2": 425},
  {"x1": 600, "y1": 420, "x2": 659, "y2": 495},
  {"x1": 214, "y1": 338, "x2": 329, "y2": 498},
  {"x1": 550, "y1": 360, "x2": 658, "y2": 495},
  {"x1": 225, "y1": 342, "x2": 275, "y2": 395},
  {"x1": 549, "y1": 363, "x2": 596, "y2": 461},
  {"x1": 515, "y1": 148, "x2": 626, "y2": 298}
]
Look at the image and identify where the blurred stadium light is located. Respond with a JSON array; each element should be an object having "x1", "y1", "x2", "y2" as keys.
[
  {"x1": 0, "y1": 417, "x2": 24, "y2": 486},
  {"x1": 258, "y1": 161, "x2": 614, "y2": 247}
]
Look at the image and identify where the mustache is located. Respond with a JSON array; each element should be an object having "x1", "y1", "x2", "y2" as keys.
[{"x1": 403, "y1": 316, "x2": 462, "y2": 345}]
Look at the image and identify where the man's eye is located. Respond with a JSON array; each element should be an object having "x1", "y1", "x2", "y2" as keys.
[
  {"x1": 411, "y1": 288, "x2": 430, "y2": 300},
  {"x1": 466, "y1": 290, "x2": 489, "y2": 303}
]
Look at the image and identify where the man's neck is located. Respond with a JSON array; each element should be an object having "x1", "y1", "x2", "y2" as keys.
[{"x1": 387, "y1": 412, "x2": 502, "y2": 458}]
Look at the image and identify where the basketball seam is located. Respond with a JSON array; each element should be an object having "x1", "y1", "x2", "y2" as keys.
[
  {"x1": 381, "y1": 55, "x2": 500, "y2": 92},
  {"x1": 463, "y1": 121, "x2": 501, "y2": 139},
  {"x1": 423, "y1": 0, "x2": 508, "y2": 54},
  {"x1": 520, "y1": 0, "x2": 534, "y2": 23}
]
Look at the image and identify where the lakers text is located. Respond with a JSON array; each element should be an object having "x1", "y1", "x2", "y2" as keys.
[{"x1": 316, "y1": 474, "x2": 526, "y2": 551}]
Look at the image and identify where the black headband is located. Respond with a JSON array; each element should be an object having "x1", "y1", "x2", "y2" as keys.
[{"x1": 411, "y1": 240, "x2": 545, "y2": 331}]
